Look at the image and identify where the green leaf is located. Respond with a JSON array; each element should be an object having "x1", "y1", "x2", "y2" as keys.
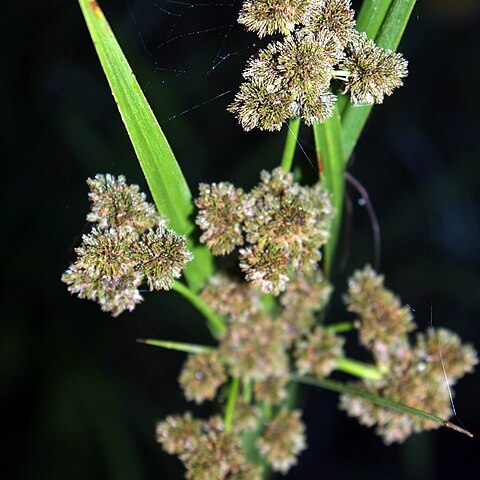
[
  {"x1": 313, "y1": 110, "x2": 345, "y2": 276},
  {"x1": 280, "y1": 118, "x2": 301, "y2": 172},
  {"x1": 290, "y1": 375, "x2": 473, "y2": 437},
  {"x1": 341, "y1": 0, "x2": 417, "y2": 162},
  {"x1": 77, "y1": 0, "x2": 213, "y2": 291}
]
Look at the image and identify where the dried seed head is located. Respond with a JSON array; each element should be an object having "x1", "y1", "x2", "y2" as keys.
[
  {"x1": 258, "y1": 409, "x2": 307, "y2": 473},
  {"x1": 343, "y1": 265, "x2": 415, "y2": 359},
  {"x1": 219, "y1": 313, "x2": 289, "y2": 381},
  {"x1": 61, "y1": 227, "x2": 143, "y2": 317},
  {"x1": 343, "y1": 31, "x2": 408, "y2": 105},
  {"x1": 294, "y1": 326, "x2": 345, "y2": 377},
  {"x1": 238, "y1": 0, "x2": 308, "y2": 38},
  {"x1": 86, "y1": 174, "x2": 162, "y2": 232},
  {"x1": 195, "y1": 182, "x2": 251, "y2": 255},
  {"x1": 200, "y1": 273, "x2": 262, "y2": 322},
  {"x1": 133, "y1": 227, "x2": 193, "y2": 291},
  {"x1": 179, "y1": 351, "x2": 227, "y2": 404}
]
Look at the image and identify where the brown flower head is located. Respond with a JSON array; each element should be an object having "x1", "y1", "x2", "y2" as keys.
[
  {"x1": 133, "y1": 227, "x2": 193, "y2": 291},
  {"x1": 219, "y1": 313, "x2": 289, "y2": 381},
  {"x1": 195, "y1": 182, "x2": 251, "y2": 255},
  {"x1": 238, "y1": 0, "x2": 308, "y2": 38},
  {"x1": 342, "y1": 31, "x2": 408, "y2": 104},
  {"x1": 258, "y1": 409, "x2": 307, "y2": 473},
  {"x1": 294, "y1": 326, "x2": 345, "y2": 378},
  {"x1": 61, "y1": 227, "x2": 143, "y2": 316},
  {"x1": 86, "y1": 174, "x2": 161, "y2": 232},
  {"x1": 200, "y1": 274, "x2": 262, "y2": 322},
  {"x1": 179, "y1": 351, "x2": 227, "y2": 404}
]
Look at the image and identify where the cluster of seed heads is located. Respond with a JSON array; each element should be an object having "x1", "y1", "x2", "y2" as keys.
[
  {"x1": 62, "y1": 175, "x2": 192, "y2": 316},
  {"x1": 195, "y1": 167, "x2": 334, "y2": 294},
  {"x1": 230, "y1": 0, "x2": 408, "y2": 130},
  {"x1": 340, "y1": 265, "x2": 478, "y2": 444}
]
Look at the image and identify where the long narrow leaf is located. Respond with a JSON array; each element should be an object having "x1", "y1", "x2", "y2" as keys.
[
  {"x1": 77, "y1": 0, "x2": 213, "y2": 291},
  {"x1": 136, "y1": 338, "x2": 214, "y2": 354},
  {"x1": 313, "y1": 110, "x2": 345, "y2": 275},
  {"x1": 290, "y1": 375, "x2": 473, "y2": 437},
  {"x1": 342, "y1": 0, "x2": 417, "y2": 162}
]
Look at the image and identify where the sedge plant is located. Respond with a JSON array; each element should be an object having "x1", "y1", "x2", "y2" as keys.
[{"x1": 64, "y1": 1, "x2": 477, "y2": 478}]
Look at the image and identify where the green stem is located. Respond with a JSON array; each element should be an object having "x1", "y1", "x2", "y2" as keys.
[
  {"x1": 172, "y1": 281, "x2": 226, "y2": 338},
  {"x1": 336, "y1": 357, "x2": 383, "y2": 381},
  {"x1": 136, "y1": 338, "x2": 214, "y2": 354},
  {"x1": 356, "y1": 0, "x2": 395, "y2": 39},
  {"x1": 325, "y1": 321, "x2": 354, "y2": 333},
  {"x1": 224, "y1": 377, "x2": 240, "y2": 433},
  {"x1": 280, "y1": 118, "x2": 301, "y2": 172},
  {"x1": 243, "y1": 379, "x2": 253, "y2": 404},
  {"x1": 290, "y1": 375, "x2": 473, "y2": 437}
]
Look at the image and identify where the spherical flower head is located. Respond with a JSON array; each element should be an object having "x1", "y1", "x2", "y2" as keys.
[
  {"x1": 133, "y1": 227, "x2": 193, "y2": 291},
  {"x1": 343, "y1": 265, "x2": 415, "y2": 355},
  {"x1": 219, "y1": 313, "x2": 289, "y2": 381},
  {"x1": 200, "y1": 273, "x2": 262, "y2": 322},
  {"x1": 415, "y1": 328, "x2": 478, "y2": 386},
  {"x1": 156, "y1": 412, "x2": 203, "y2": 455},
  {"x1": 228, "y1": 77, "x2": 292, "y2": 131},
  {"x1": 178, "y1": 351, "x2": 227, "y2": 404},
  {"x1": 280, "y1": 271, "x2": 333, "y2": 342},
  {"x1": 61, "y1": 227, "x2": 143, "y2": 317},
  {"x1": 239, "y1": 244, "x2": 291, "y2": 295},
  {"x1": 232, "y1": 401, "x2": 261, "y2": 434},
  {"x1": 86, "y1": 174, "x2": 162, "y2": 232},
  {"x1": 238, "y1": 0, "x2": 309, "y2": 38},
  {"x1": 276, "y1": 31, "x2": 335, "y2": 94},
  {"x1": 294, "y1": 326, "x2": 345, "y2": 377},
  {"x1": 253, "y1": 374, "x2": 289, "y2": 404},
  {"x1": 305, "y1": 0, "x2": 356, "y2": 48},
  {"x1": 195, "y1": 182, "x2": 250, "y2": 255},
  {"x1": 258, "y1": 409, "x2": 307, "y2": 473},
  {"x1": 343, "y1": 31, "x2": 408, "y2": 105}
]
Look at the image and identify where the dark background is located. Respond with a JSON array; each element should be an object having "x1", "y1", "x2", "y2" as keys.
[{"x1": 2, "y1": 0, "x2": 479, "y2": 479}]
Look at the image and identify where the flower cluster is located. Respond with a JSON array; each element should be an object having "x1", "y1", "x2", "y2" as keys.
[
  {"x1": 258, "y1": 409, "x2": 307, "y2": 473},
  {"x1": 343, "y1": 264, "x2": 415, "y2": 366},
  {"x1": 339, "y1": 266, "x2": 478, "y2": 444},
  {"x1": 62, "y1": 175, "x2": 192, "y2": 316},
  {"x1": 195, "y1": 168, "x2": 334, "y2": 294},
  {"x1": 230, "y1": 0, "x2": 408, "y2": 130},
  {"x1": 156, "y1": 414, "x2": 262, "y2": 480}
]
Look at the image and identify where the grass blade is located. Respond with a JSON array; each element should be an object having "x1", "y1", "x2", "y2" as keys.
[
  {"x1": 290, "y1": 375, "x2": 473, "y2": 437},
  {"x1": 342, "y1": 0, "x2": 417, "y2": 162},
  {"x1": 77, "y1": 0, "x2": 214, "y2": 291},
  {"x1": 313, "y1": 110, "x2": 345, "y2": 275}
]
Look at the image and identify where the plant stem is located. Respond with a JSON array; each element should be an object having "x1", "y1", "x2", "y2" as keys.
[
  {"x1": 325, "y1": 321, "x2": 354, "y2": 333},
  {"x1": 290, "y1": 375, "x2": 473, "y2": 437},
  {"x1": 136, "y1": 338, "x2": 214, "y2": 354},
  {"x1": 243, "y1": 379, "x2": 253, "y2": 404},
  {"x1": 225, "y1": 377, "x2": 240, "y2": 433},
  {"x1": 280, "y1": 117, "x2": 301, "y2": 172},
  {"x1": 172, "y1": 281, "x2": 226, "y2": 338},
  {"x1": 336, "y1": 357, "x2": 383, "y2": 381}
]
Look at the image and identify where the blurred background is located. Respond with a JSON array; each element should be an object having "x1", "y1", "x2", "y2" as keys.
[{"x1": 2, "y1": 0, "x2": 479, "y2": 478}]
